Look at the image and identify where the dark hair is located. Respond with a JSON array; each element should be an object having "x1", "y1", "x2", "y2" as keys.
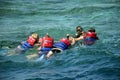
[
  {"x1": 46, "y1": 33, "x2": 50, "y2": 37},
  {"x1": 88, "y1": 28, "x2": 95, "y2": 32},
  {"x1": 66, "y1": 34, "x2": 70, "y2": 39},
  {"x1": 76, "y1": 26, "x2": 83, "y2": 32}
]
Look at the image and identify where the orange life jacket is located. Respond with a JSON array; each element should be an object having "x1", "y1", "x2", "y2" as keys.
[
  {"x1": 27, "y1": 36, "x2": 36, "y2": 46},
  {"x1": 60, "y1": 38, "x2": 71, "y2": 46},
  {"x1": 41, "y1": 36, "x2": 54, "y2": 48}
]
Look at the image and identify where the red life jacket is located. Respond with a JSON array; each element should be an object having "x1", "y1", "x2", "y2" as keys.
[
  {"x1": 27, "y1": 36, "x2": 36, "y2": 46},
  {"x1": 84, "y1": 32, "x2": 97, "y2": 38},
  {"x1": 60, "y1": 38, "x2": 71, "y2": 46},
  {"x1": 41, "y1": 36, "x2": 54, "y2": 48}
]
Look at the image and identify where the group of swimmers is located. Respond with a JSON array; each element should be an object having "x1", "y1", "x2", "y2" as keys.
[{"x1": 11, "y1": 26, "x2": 99, "y2": 60}]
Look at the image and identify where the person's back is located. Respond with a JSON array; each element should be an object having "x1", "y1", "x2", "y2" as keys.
[
  {"x1": 83, "y1": 28, "x2": 99, "y2": 45},
  {"x1": 6, "y1": 33, "x2": 39, "y2": 56},
  {"x1": 20, "y1": 33, "x2": 39, "y2": 49},
  {"x1": 39, "y1": 33, "x2": 54, "y2": 51},
  {"x1": 53, "y1": 37, "x2": 71, "y2": 50},
  {"x1": 16, "y1": 33, "x2": 39, "y2": 53}
]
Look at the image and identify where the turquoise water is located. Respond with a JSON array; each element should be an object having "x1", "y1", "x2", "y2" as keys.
[{"x1": 0, "y1": 0, "x2": 120, "y2": 80}]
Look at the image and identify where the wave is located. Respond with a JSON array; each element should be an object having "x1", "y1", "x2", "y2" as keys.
[
  {"x1": 0, "y1": 43, "x2": 120, "y2": 80},
  {"x1": 0, "y1": 0, "x2": 120, "y2": 80},
  {"x1": 1, "y1": 1, "x2": 119, "y2": 17},
  {"x1": 0, "y1": 40, "x2": 20, "y2": 49}
]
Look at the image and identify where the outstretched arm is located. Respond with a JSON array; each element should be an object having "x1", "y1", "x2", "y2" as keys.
[{"x1": 75, "y1": 36, "x2": 84, "y2": 41}]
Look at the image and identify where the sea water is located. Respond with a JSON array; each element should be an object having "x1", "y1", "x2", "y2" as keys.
[{"x1": 0, "y1": 0, "x2": 120, "y2": 80}]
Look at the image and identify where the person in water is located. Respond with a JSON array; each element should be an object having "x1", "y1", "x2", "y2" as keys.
[
  {"x1": 75, "y1": 27, "x2": 99, "y2": 45},
  {"x1": 74, "y1": 26, "x2": 86, "y2": 38},
  {"x1": 6, "y1": 33, "x2": 40, "y2": 56},
  {"x1": 46, "y1": 34, "x2": 75, "y2": 58},
  {"x1": 26, "y1": 33, "x2": 54, "y2": 59},
  {"x1": 15, "y1": 33, "x2": 40, "y2": 54}
]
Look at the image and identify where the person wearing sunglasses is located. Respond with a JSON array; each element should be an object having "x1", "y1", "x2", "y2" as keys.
[{"x1": 75, "y1": 26, "x2": 86, "y2": 38}]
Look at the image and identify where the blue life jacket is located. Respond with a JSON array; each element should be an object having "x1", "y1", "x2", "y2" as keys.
[
  {"x1": 84, "y1": 37, "x2": 96, "y2": 45},
  {"x1": 53, "y1": 42, "x2": 68, "y2": 50},
  {"x1": 21, "y1": 41, "x2": 33, "y2": 50},
  {"x1": 40, "y1": 47, "x2": 52, "y2": 51}
]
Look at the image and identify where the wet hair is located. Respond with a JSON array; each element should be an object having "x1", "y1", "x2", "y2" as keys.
[
  {"x1": 66, "y1": 34, "x2": 70, "y2": 39},
  {"x1": 32, "y1": 33, "x2": 39, "y2": 39},
  {"x1": 88, "y1": 28, "x2": 96, "y2": 32},
  {"x1": 46, "y1": 33, "x2": 50, "y2": 37},
  {"x1": 76, "y1": 26, "x2": 83, "y2": 32}
]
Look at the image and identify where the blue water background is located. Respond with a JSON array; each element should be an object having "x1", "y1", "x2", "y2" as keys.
[{"x1": 0, "y1": 0, "x2": 120, "y2": 80}]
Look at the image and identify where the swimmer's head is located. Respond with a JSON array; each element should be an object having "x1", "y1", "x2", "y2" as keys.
[
  {"x1": 76, "y1": 26, "x2": 83, "y2": 32},
  {"x1": 31, "y1": 33, "x2": 39, "y2": 39},
  {"x1": 88, "y1": 28, "x2": 96, "y2": 32}
]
